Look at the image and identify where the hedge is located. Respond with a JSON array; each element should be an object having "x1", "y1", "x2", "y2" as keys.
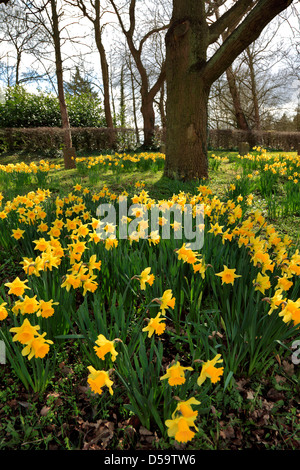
[
  {"x1": 207, "y1": 129, "x2": 300, "y2": 152},
  {"x1": 0, "y1": 127, "x2": 299, "y2": 155},
  {"x1": 0, "y1": 127, "x2": 138, "y2": 155}
]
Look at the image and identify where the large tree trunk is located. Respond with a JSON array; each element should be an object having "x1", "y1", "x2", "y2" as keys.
[
  {"x1": 164, "y1": 0, "x2": 293, "y2": 181},
  {"x1": 164, "y1": 4, "x2": 210, "y2": 180}
]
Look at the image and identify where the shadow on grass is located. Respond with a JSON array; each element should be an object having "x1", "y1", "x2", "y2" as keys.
[{"x1": 148, "y1": 175, "x2": 203, "y2": 200}]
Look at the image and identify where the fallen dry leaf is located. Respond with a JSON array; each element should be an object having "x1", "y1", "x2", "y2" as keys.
[
  {"x1": 282, "y1": 360, "x2": 295, "y2": 377},
  {"x1": 267, "y1": 388, "x2": 285, "y2": 402},
  {"x1": 40, "y1": 406, "x2": 50, "y2": 416},
  {"x1": 246, "y1": 390, "x2": 255, "y2": 400},
  {"x1": 139, "y1": 426, "x2": 153, "y2": 436},
  {"x1": 220, "y1": 425, "x2": 235, "y2": 440},
  {"x1": 235, "y1": 378, "x2": 249, "y2": 392},
  {"x1": 82, "y1": 420, "x2": 114, "y2": 450},
  {"x1": 274, "y1": 375, "x2": 286, "y2": 384}
]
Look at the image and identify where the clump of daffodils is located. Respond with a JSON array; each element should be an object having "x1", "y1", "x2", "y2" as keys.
[
  {"x1": 162, "y1": 354, "x2": 224, "y2": 444},
  {"x1": 10, "y1": 318, "x2": 53, "y2": 360},
  {"x1": 165, "y1": 398, "x2": 200, "y2": 443}
]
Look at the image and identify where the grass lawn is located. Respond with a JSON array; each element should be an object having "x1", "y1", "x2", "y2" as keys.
[{"x1": 0, "y1": 148, "x2": 299, "y2": 451}]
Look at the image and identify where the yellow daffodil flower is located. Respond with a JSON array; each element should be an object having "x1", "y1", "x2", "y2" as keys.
[
  {"x1": 94, "y1": 334, "x2": 118, "y2": 362},
  {"x1": 160, "y1": 361, "x2": 193, "y2": 386},
  {"x1": 142, "y1": 312, "x2": 166, "y2": 338},
  {"x1": 197, "y1": 354, "x2": 224, "y2": 386},
  {"x1": 215, "y1": 265, "x2": 241, "y2": 285},
  {"x1": 87, "y1": 366, "x2": 114, "y2": 395}
]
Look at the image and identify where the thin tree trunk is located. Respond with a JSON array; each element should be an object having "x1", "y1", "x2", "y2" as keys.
[
  {"x1": 15, "y1": 49, "x2": 21, "y2": 85},
  {"x1": 50, "y1": 0, "x2": 75, "y2": 169},
  {"x1": 77, "y1": 0, "x2": 115, "y2": 143},
  {"x1": 109, "y1": 57, "x2": 116, "y2": 121},
  {"x1": 109, "y1": 0, "x2": 168, "y2": 149},
  {"x1": 94, "y1": 7, "x2": 113, "y2": 129},
  {"x1": 159, "y1": 81, "x2": 166, "y2": 129},
  {"x1": 226, "y1": 66, "x2": 250, "y2": 130},
  {"x1": 129, "y1": 59, "x2": 140, "y2": 144},
  {"x1": 141, "y1": 94, "x2": 156, "y2": 149},
  {"x1": 119, "y1": 65, "x2": 126, "y2": 126},
  {"x1": 96, "y1": 38, "x2": 114, "y2": 130},
  {"x1": 94, "y1": 0, "x2": 115, "y2": 147},
  {"x1": 214, "y1": 3, "x2": 250, "y2": 131},
  {"x1": 246, "y1": 47, "x2": 260, "y2": 130}
]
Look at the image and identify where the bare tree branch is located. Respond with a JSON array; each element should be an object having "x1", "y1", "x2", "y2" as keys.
[
  {"x1": 203, "y1": 0, "x2": 294, "y2": 85},
  {"x1": 208, "y1": 0, "x2": 257, "y2": 44}
]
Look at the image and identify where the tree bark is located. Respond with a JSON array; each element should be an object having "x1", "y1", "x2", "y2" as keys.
[
  {"x1": 164, "y1": 80, "x2": 210, "y2": 180},
  {"x1": 164, "y1": 6, "x2": 210, "y2": 180}
]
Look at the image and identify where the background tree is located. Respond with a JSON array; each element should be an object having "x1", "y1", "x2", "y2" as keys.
[
  {"x1": 208, "y1": 20, "x2": 292, "y2": 131},
  {"x1": 64, "y1": 65, "x2": 98, "y2": 98},
  {"x1": 1, "y1": 0, "x2": 297, "y2": 160},
  {"x1": 213, "y1": 2, "x2": 250, "y2": 131},
  {"x1": 164, "y1": 0, "x2": 294, "y2": 181},
  {"x1": 0, "y1": 0, "x2": 40, "y2": 86},
  {"x1": 19, "y1": 0, "x2": 83, "y2": 168},
  {"x1": 109, "y1": 0, "x2": 171, "y2": 148},
  {"x1": 127, "y1": 54, "x2": 141, "y2": 144},
  {"x1": 69, "y1": 0, "x2": 115, "y2": 142},
  {"x1": 0, "y1": 85, "x2": 105, "y2": 127},
  {"x1": 50, "y1": 0, "x2": 74, "y2": 167},
  {"x1": 118, "y1": 64, "x2": 126, "y2": 127}
]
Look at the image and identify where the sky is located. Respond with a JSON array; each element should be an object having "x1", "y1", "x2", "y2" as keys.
[{"x1": 0, "y1": 0, "x2": 299, "y2": 122}]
